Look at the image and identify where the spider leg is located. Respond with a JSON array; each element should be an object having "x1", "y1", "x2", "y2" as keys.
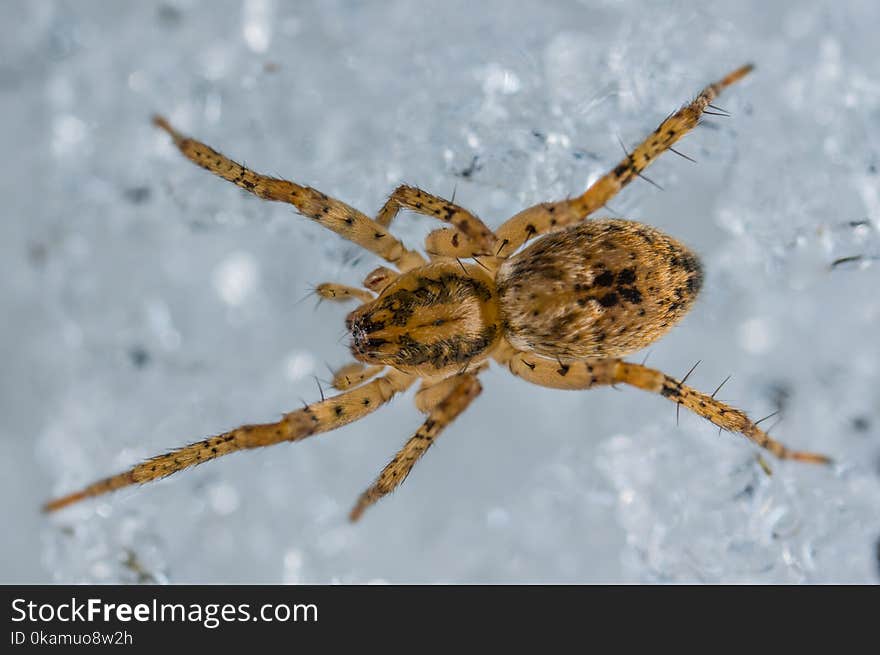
[
  {"x1": 494, "y1": 344, "x2": 830, "y2": 464},
  {"x1": 362, "y1": 266, "x2": 399, "y2": 294},
  {"x1": 424, "y1": 227, "x2": 480, "y2": 259},
  {"x1": 349, "y1": 373, "x2": 482, "y2": 521},
  {"x1": 414, "y1": 363, "x2": 489, "y2": 413},
  {"x1": 153, "y1": 116, "x2": 425, "y2": 271},
  {"x1": 612, "y1": 361, "x2": 830, "y2": 463},
  {"x1": 43, "y1": 370, "x2": 414, "y2": 513},
  {"x1": 331, "y1": 362, "x2": 385, "y2": 391},
  {"x1": 314, "y1": 282, "x2": 374, "y2": 303},
  {"x1": 422, "y1": 229, "x2": 504, "y2": 271},
  {"x1": 375, "y1": 184, "x2": 497, "y2": 257},
  {"x1": 493, "y1": 64, "x2": 753, "y2": 257}
]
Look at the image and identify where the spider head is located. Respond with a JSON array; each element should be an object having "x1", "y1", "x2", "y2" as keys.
[{"x1": 347, "y1": 262, "x2": 502, "y2": 377}]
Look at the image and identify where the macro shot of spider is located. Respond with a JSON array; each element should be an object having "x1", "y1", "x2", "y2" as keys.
[{"x1": 45, "y1": 64, "x2": 831, "y2": 522}]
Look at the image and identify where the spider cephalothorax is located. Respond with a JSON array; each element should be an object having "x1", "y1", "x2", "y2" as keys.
[
  {"x1": 347, "y1": 262, "x2": 501, "y2": 377},
  {"x1": 45, "y1": 65, "x2": 830, "y2": 522}
]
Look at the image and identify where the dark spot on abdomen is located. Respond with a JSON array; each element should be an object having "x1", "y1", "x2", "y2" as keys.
[
  {"x1": 618, "y1": 287, "x2": 642, "y2": 304},
  {"x1": 617, "y1": 268, "x2": 636, "y2": 285},
  {"x1": 594, "y1": 270, "x2": 615, "y2": 287}
]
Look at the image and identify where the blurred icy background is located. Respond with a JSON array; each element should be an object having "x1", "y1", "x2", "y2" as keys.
[{"x1": 2, "y1": 0, "x2": 879, "y2": 583}]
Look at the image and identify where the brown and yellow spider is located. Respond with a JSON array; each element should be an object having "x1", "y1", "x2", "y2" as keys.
[{"x1": 45, "y1": 64, "x2": 830, "y2": 522}]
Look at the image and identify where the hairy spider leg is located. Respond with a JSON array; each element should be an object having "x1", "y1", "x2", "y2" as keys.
[
  {"x1": 43, "y1": 371, "x2": 414, "y2": 513},
  {"x1": 494, "y1": 344, "x2": 831, "y2": 464},
  {"x1": 414, "y1": 362, "x2": 489, "y2": 413},
  {"x1": 375, "y1": 184, "x2": 498, "y2": 258},
  {"x1": 349, "y1": 373, "x2": 482, "y2": 522},
  {"x1": 423, "y1": 227, "x2": 493, "y2": 260},
  {"x1": 331, "y1": 362, "x2": 385, "y2": 391},
  {"x1": 153, "y1": 116, "x2": 425, "y2": 271},
  {"x1": 362, "y1": 266, "x2": 399, "y2": 293},
  {"x1": 314, "y1": 283, "x2": 375, "y2": 303},
  {"x1": 494, "y1": 64, "x2": 754, "y2": 257}
]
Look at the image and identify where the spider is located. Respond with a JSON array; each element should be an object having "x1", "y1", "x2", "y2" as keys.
[{"x1": 45, "y1": 64, "x2": 830, "y2": 522}]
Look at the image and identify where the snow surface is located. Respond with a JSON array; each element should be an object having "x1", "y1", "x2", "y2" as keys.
[{"x1": 2, "y1": 0, "x2": 879, "y2": 583}]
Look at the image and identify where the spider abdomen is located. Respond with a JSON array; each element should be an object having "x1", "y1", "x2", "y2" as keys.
[{"x1": 496, "y1": 219, "x2": 703, "y2": 359}]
